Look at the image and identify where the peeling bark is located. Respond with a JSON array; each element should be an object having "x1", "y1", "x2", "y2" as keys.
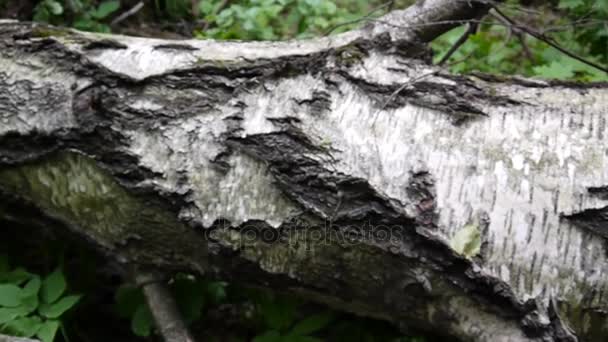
[{"x1": 1, "y1": 0, "x2": 608, "y2": 341}]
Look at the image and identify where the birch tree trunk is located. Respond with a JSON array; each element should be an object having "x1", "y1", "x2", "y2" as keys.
[{"x1": 1, "y1": 0, "x2": 607, "y2": 341}]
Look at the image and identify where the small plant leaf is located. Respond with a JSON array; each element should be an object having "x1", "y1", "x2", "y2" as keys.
[
  {"x1": 39, "y1": 295, "x2": 81, "y2": 318},
  {"x1": 41, "y1": 268, "x2": 66, "y2": 304},
  {"x1": 282, "y1": 336, "x2": 323, "y2": 342},
  {"x1": 558, "y1": 0, "x2": 584, "y2": 9},
  {"x1": 172, "y1": 277, "x2": 206, "y2": 324},
  {"x1": 46, "y1": 0, "x2": 64, "y2": 15},
  {"x1": 206, "y1": 281, "x2": 227, "y2": 303},
  {"x1": 36, "y1": 320, "x2": 60, "y2": 342},
  {"x1": 0, "y1": 284, "x2": 22, "y2": 307},
  {"x1": 19, "y1": 293, "x2": 39, "y2": 316},
  {"x1": 131, "y1": 304, "x2": 154, "y2": 337},
  {"x1": 115, "y1": 285, "x2": 145, "y2": 318},
  {"x1": 3, "y1": 316, "x2": 42, "y2": 337},
  {"x1": 533, "y1": 61, "x2": 576, "y2": 80},
  {"x1": 252, "y1": 330, "x2": 282, "y2": 342},
  {"x1": 22, "y1": 276, "x2": 41, "y2": 298},
  {"x1": 91, "y1": 0, "x2": 121, "y2": 19},
  {"x1": 259, "y1": 295, "x2": 298, "y2": 331},
  {"x1": 289, "y1": 312, "x2": 334, "y2": 336},
  {"x1": 0, "y1": 268, "x2": 33, "y2": 285},
  {"x1": 0, "y1": 307, "x2": 28, "y2": 324}
]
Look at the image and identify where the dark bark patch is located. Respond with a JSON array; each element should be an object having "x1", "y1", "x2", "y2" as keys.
[
  {"x1": 588, "y1": 186, "x2": 608, "y2": 200},
  {"x1": 294, "y1": 90, "x2": 332, "y2": 116},
  {"x1": 83, "y1": 39, "x2": 128, "y2": 50},
  {"x1": 153, "y1": 43, "x2": 199, "y2": 51},
  {"x1": 561, "y1": 206, "x2": 608, "y2": 239}
]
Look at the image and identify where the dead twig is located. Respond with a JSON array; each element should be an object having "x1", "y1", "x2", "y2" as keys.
[
  {"x1": 492, "y1": 6, "x2": 608, "y2": 74},
  {"x1": 110, "y1": 1, "x2": 144, "y2": 27},
  {"x1": 437, "y1": 22, "x2": 478, "y2": 66},
  {"x1": 324, "y1": 1, "x2": 395, "y2": 36}
]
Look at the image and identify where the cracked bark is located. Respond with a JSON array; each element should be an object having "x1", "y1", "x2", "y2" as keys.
[{"x1": 1, "y1": 0, "x2": 607, "y2": 341}]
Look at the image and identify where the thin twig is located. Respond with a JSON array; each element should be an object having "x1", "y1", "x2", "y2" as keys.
[
  {"x1": 492, "y1": 6, "x2": 608, "y2": 74},
  {"x1": 437, "y1": 22, "x2": 478, "y2": 65},
  {"x1": 110, "y1": 1, "x2": 144, "y2": 27},
  {"x1": 324, "y1": 1, "x2": 394, "y2": 36},
  {"x1": 489, "y1": 12, "x2": 534, "y2": 63},
  {"x1": 543, "y1": 19, "x2": 608, "y2": 33}
]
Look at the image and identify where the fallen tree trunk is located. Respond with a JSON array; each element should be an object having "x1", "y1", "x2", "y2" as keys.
[{"x1": 1, "y1": 0, "x2": 607, "y2": 340}]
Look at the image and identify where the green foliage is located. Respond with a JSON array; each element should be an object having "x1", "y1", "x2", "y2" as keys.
[
  {"x1": 193, "y1": 0, "x2": 371, "y2": 40},
  {"x1": 327, "y1": 318, "x2": 425, "y2": 342},
  {"x1": 251, "y1": 293, "x2": 332, "y2": 342},
  {"x1": 33, "y1": 0, "x2": 121, "y2": 33},
  {"x1": 246, "y1": 290, "x2": 424, "y2": 342},
  {"x1": 431, "y1": 0, "x2": 608, "y2": 81},
  {"x1": 114, "y1": 275, "x2": 424, "y2": 341},
  {"x1": 114, "y1": 274, "x2": 227, "y2": 337},
  {"x1": 0, "y1": 255, "x2": 81, "y2": 342}
]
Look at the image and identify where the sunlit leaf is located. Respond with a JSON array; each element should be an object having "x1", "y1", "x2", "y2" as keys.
[
  {"x1": 533, "y1": 61, "x2": 576, "y2": 80},
  {"x1": 46, "y1": 0, "x2": 64, "y2": 15}
]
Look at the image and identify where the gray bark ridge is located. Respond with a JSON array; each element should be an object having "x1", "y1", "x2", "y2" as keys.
[{"x1": 1, "y1": 0, "x2": 607, "y2": 341}]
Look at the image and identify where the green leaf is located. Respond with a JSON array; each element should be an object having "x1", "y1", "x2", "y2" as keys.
[
  {"x1": 18, "y1": 292, "x2": 39, "y2": 316},
  {"x1": 533, "y1": 61, "x2": 575, "y2": 80},
  {"x1": 131, "y1": 304, "x2": 154, "y2": 337},
  {"x1": 3, "y1": 316, "x2": 42, "y2": 337},
  {"x1": 259, "y1": 295, "x2": 298, "y2": 331},
  {"x1": 594, "y1": 1, "x2": 608, "y2": 14},
  {"x1": 557, "y1": 0, "x2": 585, "y2": 9},
  {"x1": 206, "y1": 281, "x2": 227, "y2": 303},
  {"x1": 36, "y1": 320, "x2": 60, "y2": 342},
  {"x1": 172, "y1": 277, "x2": 206, "y2": 324},
  {"x1": 0, "y1": 268, "x2": 34, "y2": 285},
  {"x1": 0, "y1": 306, "x2": 30, "y2": 324},
  {"x1": 39, "y1": 295, "x2": 81, "y2": 318},
  {"x1": 252, "y1": 330, "x2": 282, "y2": 342},
  {"x1": 289, "y1": 312, "x2": 334, "y2": 336},
  {"x1": 114, "y1": 285, "x2": 145, "y2": 318},
  {"x1": 45, "y1": 0, "x2": 64, "y2": 15},
  {"x1": 91, "y1": 0, "x2": 120, "y2": 19},
  {"x1": 283, "y1": 336, "x2": 323, "y2": 342},
  {"x1": 450, "y1": 222, "x2": 481, "y2": 258},
  {"x1": 199, "y1": 1, "x2": 214, "y2": 15},
  {"x1": 41, "y1": 268, "x2": 66, "y2": 304},
  {"x1": 0, "y1": 284, "x2": 23, "y2": 307},
  {"x1": 22, "y1": 276, "x2": 41, "y2": 298}
]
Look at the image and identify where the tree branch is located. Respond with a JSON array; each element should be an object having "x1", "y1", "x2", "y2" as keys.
[{"x1": 491, "y1": 6, "x2": 608, "y2": 75}]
